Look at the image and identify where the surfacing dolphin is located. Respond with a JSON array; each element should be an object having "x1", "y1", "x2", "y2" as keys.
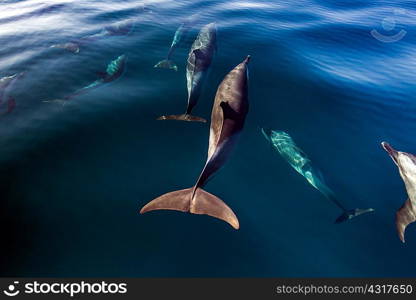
[
  {"x1": 157, "y1": 23, "x2": 216, "y2": 123},
  {"x1": 154, "y1": 16, "x2": 197, "y2": 71},
  {"x1": 141, "y1": 56, "x2": 251, "y2": 229},
  {"x1": 44, "y1": 55, "x2": 126, "y2": 103},
  {"x1": 382, "y1": 142, "x2": 416, "y2": 243},
  {"x1": 261, "y1": 128, "x2": 374, "y2": 223}
]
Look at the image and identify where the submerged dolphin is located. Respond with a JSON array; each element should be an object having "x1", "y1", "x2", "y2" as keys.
[
  {"x1": 261, "y1": 128, "x2": 374, "y2": 223},
  {"x1": 69, "y1": 54, "x2": 127, "y2": 98},
  {"x1": 0, "y1": 72, "x2": 24, "y2": 103},
  {"x1": 382, "y1": 142, "x2": 416, "y2": 243},
  {"x1": 0, "y1": 72, "x2": 24, "y2": 115},
  {"x1": 50, "y1": 42, "x2": 80, "y2": 54},
  {"x1": 154, "y1": 17, "x2": 197, "y2": 71},
  {"x1": 44, "y1": 55, "x2": 126, "y2": 103},
  {"x1": 50, "y1": 19, "x2": 136, "y2": 54},
  {"x1": 157, "y1": 23, "x2": 216, "y2": 123},
  {"x1": 141, "y1": 56, "x2": 251, "y2": 229}
]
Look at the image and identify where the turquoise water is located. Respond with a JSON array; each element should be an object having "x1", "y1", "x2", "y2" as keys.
[{"x1": 1, "y1": 0, "x2": 416, "y2": 277}]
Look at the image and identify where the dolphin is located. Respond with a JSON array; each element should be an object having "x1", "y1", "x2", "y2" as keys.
[
  {"x1": 141, "y1": 56, "x2": 251, "y2": 229},
  {"x1": 104, "y1": 19, "x2": 136, "y2": 36},
  {"x1": 382, "y1": 142, "x2": 416, "y2": 243},
  {"x1": 157, "y1": 23, "x2": 216, "y2": 123},
  {"x1": 261, "y1": 128, "x2": 374, "y2": 223},
  {"x1": 154, "y1": 17, "x2": 197, "y2": 71},
  {"x1": 0, "y1": 72, "x2": 24, "y2": 114},
  {"x1": 0, "y1": 72, "x2": 25, "y2": 103},
  {"x1": 1, "y1": 97, "x2": 16, "y2": 115},
  {"x1": 44, "y1": 55, "x2": 126, "y2": 103},
  {"x1": 50, "y1": 42, "x2": 80, "y2": 54},
  {"x1": 50, "y1": 19, "x2": 136, "y2": 54}
]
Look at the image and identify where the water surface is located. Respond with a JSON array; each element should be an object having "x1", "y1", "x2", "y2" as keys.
[{"x1": 1, "y1": 0, "x2": 416, "y2": 277}]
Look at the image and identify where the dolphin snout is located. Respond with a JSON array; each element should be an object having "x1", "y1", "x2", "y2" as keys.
[
  {"x1": 381, "y1": 141, "x2": 394, "y2": 154},
  {"x1": 382, "y1": 141, "x2": 399, "y2": 165}
]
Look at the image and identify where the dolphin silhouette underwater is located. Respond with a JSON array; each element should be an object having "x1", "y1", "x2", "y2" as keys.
[
  {"x1": 154, "y1": 17, "x2": 197, "y2": 71},
  {"x1": 44, "y1": 54, "x2": 126, "y2": 103},
  {"x1": 0, "y1": 72, "x2": 24, "y2": 115},
  {"x1": 382, "y1": 142, "x2": 416, "y2": 243},
  {"x1": 141, "y1": 56, "x2": 251, "y2": 229},
  {"x1": 157, "y1": 23, "x2": 217, "y2": 123},
  {"x1": 261, "y1": 128, "x2": 374, "y2": 223},
  {"x1": 50, "y1": 19, "x2": 137, "y2": 54}
]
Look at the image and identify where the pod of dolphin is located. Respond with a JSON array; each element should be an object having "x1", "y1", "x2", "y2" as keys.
[{"x1": 0, "y1": 13, "x2": 414, "y2": 243}]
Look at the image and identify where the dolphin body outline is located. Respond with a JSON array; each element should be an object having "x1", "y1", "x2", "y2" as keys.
[
  {"x1": 141, "y1": 56, "x2": 251, "y2": 229},
  {"x1": 157, "y1": 23, "x2": 217, "y2": 123},
  {"x1": 261, "y1": 128, "x2": 374, "y2": 223},
  {"x1": 43, "y1": 55, "x2": 126, "y2": 104},
  {"x1": 382, "y1": 142, "x2": 416, "y2": 243}
]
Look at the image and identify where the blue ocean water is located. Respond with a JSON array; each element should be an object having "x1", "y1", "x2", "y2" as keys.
[{"x1": 1, "y1": 0, "x2": 416, "y2": 277}]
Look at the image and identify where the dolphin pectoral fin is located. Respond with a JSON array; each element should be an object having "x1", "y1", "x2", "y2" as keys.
[
  {"x1": 334, "y1": 208, "x2": 375, "y2": 224},
  {"x1": 192, "y1": 49, "x2": 205, "y2": 60},
  {"x1": 140, "y1": 187, "x2": 239, "y2": 229},
  {"x1": 220, "y1": 101, "x2": 239, "y2": 120},
  {"x1": 156, "y1": 114, "x2": 206, "y2": 123},
  {"x1": 396, "y1": 198, "x2": 416, "y2": 243}
]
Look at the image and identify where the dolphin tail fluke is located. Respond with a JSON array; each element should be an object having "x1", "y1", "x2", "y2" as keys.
[
  {"x1": 396, "y1": 198, "x2": 416, "y2": 243},
  {"x1": 334, "y1": 208, "x2": 375, "y2": 224},
  {"x1": 154, "y1": 59, "x2": 178, "y2": 71},
  {"x1": 157, "y1": 114, "x2": 206, "y2": 123},
  {"x1": 140, "y1": 187, "x2": 239, "y2": 229}
]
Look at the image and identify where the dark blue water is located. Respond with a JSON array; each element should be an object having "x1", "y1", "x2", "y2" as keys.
[{"x1": 1, "y1": 0, "x2": 416, "y2": 277}]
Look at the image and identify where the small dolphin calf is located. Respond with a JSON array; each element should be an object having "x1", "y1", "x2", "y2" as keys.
[
  {"x1": 154, "y1": 17, "x2": 196, "y2": 71},
  {"x1": 261, "y1": 128, "x2": 374, "y2": 223},
  {"x1": 382, "y1": 142, "x2": 416, "y2": 243},
  {"x1": 158, "y1": 23, "x2": 216, "y2": 123},
  {"x1": 141, "y1": 56, "x2": 251, "y2": 229}
]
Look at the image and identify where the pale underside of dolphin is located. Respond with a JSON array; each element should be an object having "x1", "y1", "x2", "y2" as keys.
[
  {"x1": 141, "y1": 56, "x2": 251, "y2": 229},
  {"x1": 43, "y1": 55, "x2": 126, "y2": 104},
  {"x1": 261, "y1": 128, "x2": 374, "y2": 223},
  {"x1": 157, "y1": 22, "x2": 217, "y2": 123},
  {"x1": 382, "y1": 142, "x2": 416, "y2": 243}
]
